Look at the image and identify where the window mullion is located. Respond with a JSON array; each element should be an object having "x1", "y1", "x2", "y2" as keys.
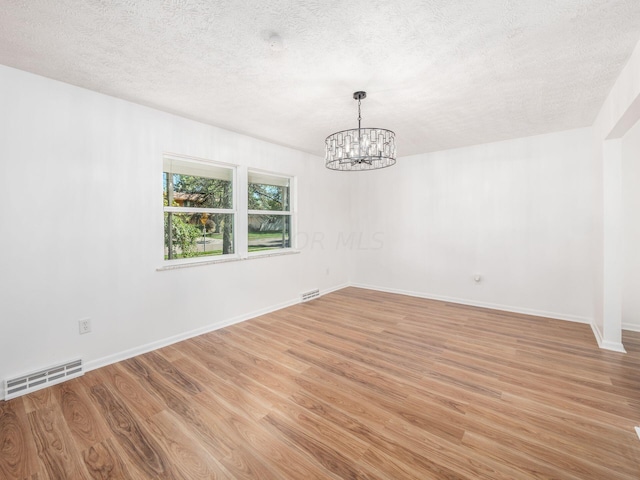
[
  {"x1": 247, "y1": 210, "x2": 291, "y2": 215},
  {"x1": 236, "y1": 166, "x2": 249, "y2": 258},
  {"x1": 165, "y1": 206, "x2": 234, "y2": 214}
]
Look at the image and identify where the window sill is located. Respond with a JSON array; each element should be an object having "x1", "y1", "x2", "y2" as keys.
[
  {"x1": 246, "y1": 249, "x2": 300, "y2": 260},
  {"x1": 157, "y1": 249, "x2": 300, "y2": 271}
]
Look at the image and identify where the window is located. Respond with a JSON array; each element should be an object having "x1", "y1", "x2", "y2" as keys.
[
  {"x1": 163, "y1": 156, "x2": 235, "y2": 260},
  {"x1": 161, "y1": 156, "x2": 296, "y2": 266},
  {"x1": 248, "y1": 171, "x2": 292, "y2": 253}
]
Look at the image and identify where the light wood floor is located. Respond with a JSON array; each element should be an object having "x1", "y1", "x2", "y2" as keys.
[{"x1": 1, "y1": 287, "x2": 640, "y2": 479}]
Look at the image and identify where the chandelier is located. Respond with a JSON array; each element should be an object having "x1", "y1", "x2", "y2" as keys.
[{"x1": 325, "y1": 91, "x2": 396, "y2": 171}]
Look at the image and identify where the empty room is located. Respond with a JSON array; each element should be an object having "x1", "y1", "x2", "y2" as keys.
[{"x1": 2, "y1": 1, "x2": 640, "y2": 479}]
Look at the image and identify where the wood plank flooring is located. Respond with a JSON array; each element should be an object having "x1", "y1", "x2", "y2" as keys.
[{"x1": 2, "y1": 286, "x2": 640, "y2": 479}]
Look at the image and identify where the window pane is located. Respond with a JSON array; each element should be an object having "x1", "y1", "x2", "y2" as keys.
[
  {"x1": 248, "y1": 214, "x2": 291, "y2": 252},
  {"x1": 164, "y1": 212, "x2": 234, "y2": 259},
  {"x1": 163, "y1": 172, "x2": 233, "y2": 209},
  {"x1": 248, "y1": 172, "x2": 290, "y2": 211}
]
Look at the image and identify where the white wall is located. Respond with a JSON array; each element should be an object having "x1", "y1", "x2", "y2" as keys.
[
  {"x1": 622, "y1": 119, "x2": 640, "y2": 331},
  {"x1": 350, "y1": 128, "x2": 595, "y2": 322},
  {"x1": 0, "y1": 65, "x2": 351, "y2": 397},
  {"x1": 591, "y1": 36, "x2": 640, "y2": 349}
]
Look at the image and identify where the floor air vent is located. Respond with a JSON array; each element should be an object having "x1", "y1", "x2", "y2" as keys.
[
  {"x1": 301, "y1": 289, "x2": 320, "y2": 302},
  {"x1": 4, "y1": 359, "x2": 83, "y2": 400}
]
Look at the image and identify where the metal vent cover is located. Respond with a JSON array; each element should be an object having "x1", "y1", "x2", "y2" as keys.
[
  {"x1": 301, "y1": 289, "x2": 320, "y2": 302},
  {"x1": 4, "y1": 359, "x2": 83, "y2": 400}
]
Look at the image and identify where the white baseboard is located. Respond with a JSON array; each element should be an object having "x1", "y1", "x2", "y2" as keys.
[
  {"x1": 1, "y1": 283, "x2": 349, "y2": 401},
  {"x1": 320, "y1": 283, "x2": 350, "y2": 297},
  {"x1": 590, "y1": 322, "x2": 627, "y2": 352},
  {"x1": 349, "y1": 283, "x2": 633, "y2": 353},
  {"x1": 591, "y1": 322, "x2": 605, "y2": 347},
  {"x1": 79, "y1": 297, "x2": 295, "y2": 373},
  {"x1": 76, "y1": 282, "x2": 633, "y2": 381},
  {"x1": 0, "y1": 281, "x2": 624, "y2": 401},
  {"x1": 350, "y1": 283, "x2": 592, "y2": 324},
  {"x1": 623, "y1": 322, "x2": 640, "y2": 332},
  {"x1": 601, "y1": 341, "x2": 627, "y2": 353},
  {"x1": 83, "y1": 283, "x2": 349, "y2": 375}
]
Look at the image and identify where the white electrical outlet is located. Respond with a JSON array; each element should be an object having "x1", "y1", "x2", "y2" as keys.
[{"x1": 79, "y1": 318, "x2": 91, "y2": 335}]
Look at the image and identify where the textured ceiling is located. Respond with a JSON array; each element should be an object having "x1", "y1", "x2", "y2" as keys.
[{"x1": 1, "y1": 1, "x2": 640, "y2": 156}]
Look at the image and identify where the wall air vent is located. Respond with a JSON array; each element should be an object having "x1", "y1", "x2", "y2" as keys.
[
  {"x1": 4, "y1": 359, "x2": 83, "y2": 401},
  {"x1": 301, "y1": 289, "x2": 320, "y2": 302}
]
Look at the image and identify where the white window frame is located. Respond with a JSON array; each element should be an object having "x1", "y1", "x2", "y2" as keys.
[
  {"x1": 159, "y1": 157, "x2": 298, "y2": 270},
  {"x1": 247, "y1": 168, "x2": 296, "y2": 257},
  {"x1": 162, "y1": 153, "x2": 239, "y2": 266}
]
